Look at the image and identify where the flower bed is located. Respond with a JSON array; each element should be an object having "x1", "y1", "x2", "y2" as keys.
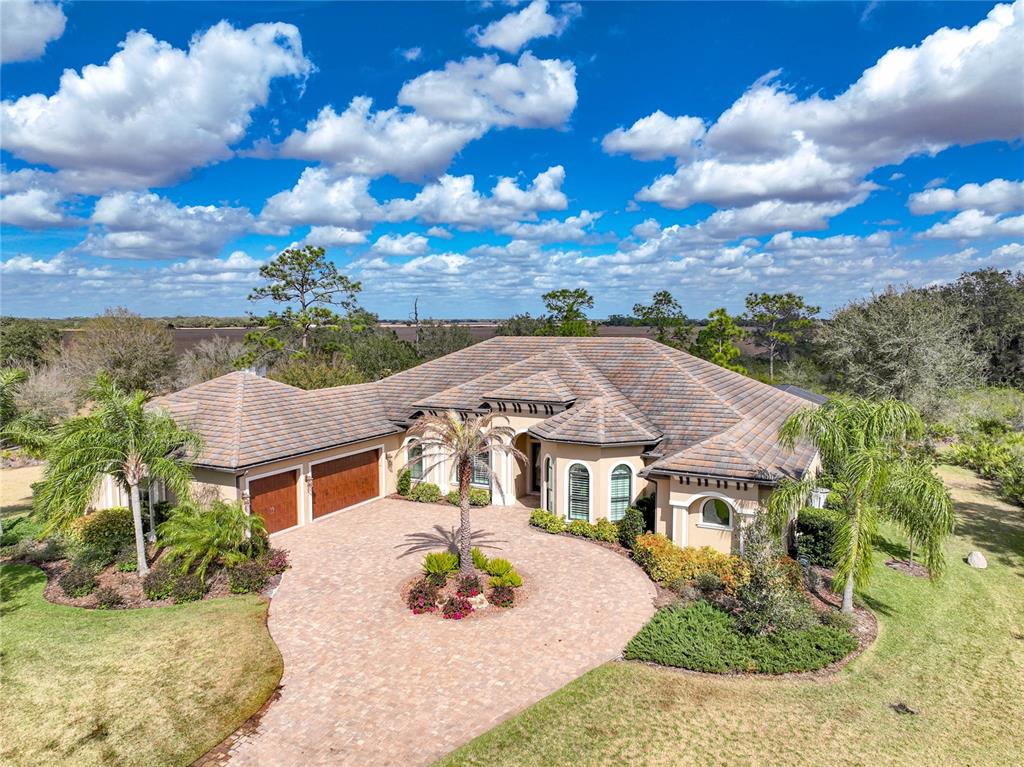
[{"x1": 403, "y1": 547, "x2": 525, "y2": 619}]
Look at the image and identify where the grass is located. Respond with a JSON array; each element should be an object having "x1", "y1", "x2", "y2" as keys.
[
  {"x1": 0, "y1": 464, "x2": 44, "y2": 518},
  {"x1": 0, "y1": 564, "x2": 282, "y2": 767},
  {"x1": 437, "y1": 466, "x2": 1024, "y2": 767}
]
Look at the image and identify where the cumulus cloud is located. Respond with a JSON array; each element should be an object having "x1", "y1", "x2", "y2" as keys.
[
  {"x1": 400, "y1": 46, "x2": 422, "y2": 61},
  {"x1": 426, "y1": 226, "x2": 453, "y2": 239},
  {"x1": 260, "y1": 168, "x2": 382, "y2": 229},
  {"x1": 908, "y1": 179, "x2": 1024, "y2": 215},
  {"x1": 0, "y1": 0, "x2": 66, "y2": 63},
  {"x1": 0, "y1": 252, "x2": 69, "y2": 274},
  {"x1": 918, "y1": 209, "x2": 1024, "y2": 240},
  {"x1": 398, "y1": 52, "x2": 576, "y2": 129},
  {"x1": 602, "y1": 110, "x2": 706, "y2": 162},
  {"x1": 370, "y1": 232, "x2": 430, "y2": 257},
  {"x1": 498, "y1": 210, "x2": 602, "y2": 242},
  {"x1": 1, "y1": 22, "x2": 311, "y2": 192},
  {"x1": 616, "y1": 1, "x2": 1023, "y2": 226},
  {"x1": 301, "y1": 226, "x2": 369, "y2": 247},
  {"x1": 82, "y1": 191, "x2": 254, "y2": 259},
  {"x1": 471, "y1": 0, "x2": 581, "y2": 54},
  {"x1": 0, "y1": 187, "x2": 71, "y2": 228},
  {"x1": 279, "y1": 97, "x2": 485, "y2": 182}
]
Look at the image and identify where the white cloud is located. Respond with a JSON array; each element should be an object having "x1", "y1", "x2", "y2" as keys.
[
  {"x1": 1, "y1": 22, "x2": 311, "y2": 192},
  {"x1": 0, "y1": 187, "x2": 70, "y2": 228},
  {"x1": 82, "y1": 191, "x2": 254, "y2": 259},
  {"x1": 168, "y1": 250, "x2": 263, "y2": 273},
  {"x1": 384, "y1": 165, "x2": 568, "y2": 228},
  {"x1": 918, "y1": 209, "x2": 1024, "y2": 240},
  {"x1": 499, "y1": 210, "x2": 602, "y2": 242},
  {"x1": 908, "y1": 179, "x2": 1024, "y2": 215},
  {"x1": 301, "y1": 226, "x2": 369, "y2": 247},
  {"x1": 0, "y1": 0, "x2": 66, "y2": 63},
  {"x1": 601, "y1": 110, "x2": 706, "y2": 161},
  {"x1": 471, "y1": 0, "x2": 581, "y2": 54},
  {"x1": 398, "y1": 52, "x2": 577, "y2": 129},
  {"x1": 260, "y1": 168, "x2": 381, "y2": 229},
  {"x1": 370, "y1": 232, "x2": 430, "y2": 257},
  {"x1": 618, "y1": 2, "x2": 1024, "y2": 218},
  {"x1": 697, "y1": 197, "x2": 868, "y2": 239},
  {"x1": 400, "y1": 46, "x2": 422, "y2": 61},
  {"x1": 0, "y1": 252, "x2": 69, "y2": 274},
  {"x1": 426, "y1": 226, "x2": 453, "y2": 239},
  {"x1": 279, "y1": 97, "x2": 485, "y2": 182}
]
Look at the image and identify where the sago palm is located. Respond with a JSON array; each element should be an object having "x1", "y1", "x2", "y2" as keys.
[
  {"x1": 158, "y1": 499, "x2": 266, "y2": 580},
  {"x1": 35, "y1": 373, "x2": 203, "y2": 574},
  {"x1": 768, "y1": 397, "x2": 954, "y2": 613},
  {"x1": 405, "y1": 410, "x2": 526, "y2": 575}
]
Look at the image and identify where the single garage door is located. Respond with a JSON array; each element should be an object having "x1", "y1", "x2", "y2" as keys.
[
  {"x1": 249, "y1": 469, "x2": 298, "y2": 534},
  {"x1": 312, "y1": 449, "x2": 380, "y2": 518}
]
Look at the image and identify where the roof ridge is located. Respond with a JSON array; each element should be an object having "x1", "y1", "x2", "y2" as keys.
[
  {"x1": 650, "y1": 343, "x2": 745, "y2": 419},
  {"x1": 231, "y1": 371, "x2": 247, "y2": 470}
]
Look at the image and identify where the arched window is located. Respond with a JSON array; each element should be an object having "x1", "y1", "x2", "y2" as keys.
[
  {"x1": 609, "y1": 464, "x2": 632, "y2": 521},
  {"x1": 700, "y1": 497, "x2": 732, "y2": 528},
  {"x1": 407, "y1": 441, "x2": 424, "y2": 480},
  {"x1": 568, "y1": 463, "x2": 590, "y2": 521},
  {"x1": 544, "y1": 457, "x2": 554, "y2": 512}
]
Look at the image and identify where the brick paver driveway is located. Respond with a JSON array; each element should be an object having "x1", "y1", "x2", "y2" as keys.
[{"x1": 224, "y1": 498, "x2": 657, "y2": 767}]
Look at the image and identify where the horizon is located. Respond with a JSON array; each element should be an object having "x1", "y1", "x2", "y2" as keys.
[{"x1": 1, "y1": 0, "x2": 1022, "y2": 319}]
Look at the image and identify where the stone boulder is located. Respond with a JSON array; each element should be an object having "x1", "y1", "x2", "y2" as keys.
[{"x1": 967, "y1": 551, "x2": 988, "y2": 569}]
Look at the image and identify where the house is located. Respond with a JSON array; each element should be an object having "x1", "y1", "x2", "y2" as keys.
[{"x1": 97, "y1": 337, "x2": 819, "y2": 554}]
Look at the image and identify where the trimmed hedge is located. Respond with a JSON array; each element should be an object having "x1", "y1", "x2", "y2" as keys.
[
  {"x1": 445, "y1": 488, "x2": 491, "y2": 507},
  {"x1": 632, "y1": 533, "x2": 749, "y2": 595},
  {"x1": 529, "y1": 509, "x2": 618, "y2": 542},
  {"x1": 618, "y1": 506, "x2": 646, "y2": 550},
  {"x1": 795, "y1": 507, "x2": 840, "y2": 567},
  {"x1": 408, "y1": 482, "x2": 441, "y2": 503},
  {"x1": 624, "y1": 601, "x2": 857, "y2": 674}
]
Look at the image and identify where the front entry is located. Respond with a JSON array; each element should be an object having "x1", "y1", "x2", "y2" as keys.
[
  {"x1": 312, "y1": 449, "x2": 380, "y2": 518},
  {"x1": 249, "y1": 470, "x2": 299, "y2": 534},
  {"x1": 530, "y1": 442, "x2": 541, "y2": 493}
]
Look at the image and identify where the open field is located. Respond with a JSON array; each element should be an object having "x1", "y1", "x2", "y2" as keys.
[
  {"x1": 437, "y1": 466, "x2": 1024, "y2": 767},
  {"x1": 0, "y1": 565, "x2": 282, "y2": 767},
  {"x1": 0, "y1": 464, "x2": 44, "y2": 518}
]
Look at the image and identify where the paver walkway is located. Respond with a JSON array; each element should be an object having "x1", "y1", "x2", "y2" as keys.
[{"x1": 221, "y1": 498, "x2": 657, "y2": 767}]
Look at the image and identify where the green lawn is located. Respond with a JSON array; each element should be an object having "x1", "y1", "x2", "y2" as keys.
[
  {"x1": 437, "y1": 466, "x2": 1024, "y2": 767},
  {"x1": 0, "y1": 565, "x2": 282, "y2": 767}
]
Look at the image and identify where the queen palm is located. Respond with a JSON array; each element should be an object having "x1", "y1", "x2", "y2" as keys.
[
  {"x1": 35, "y1": 373, "x2": 203, "y2": 575},
  {"x1": 768, "y1": 397, "x2": 954, "y2": 613},
  {"x1": 405, "y1": 410, "x2": 526, "y2": 575}
]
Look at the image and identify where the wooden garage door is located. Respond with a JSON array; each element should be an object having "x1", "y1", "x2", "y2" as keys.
[
  {"x1": 312, "y1": 449, "x2": 379, "y2": 518},
  {"x1": 249, "y1": 470, "x2": 298, "y2": 534}
]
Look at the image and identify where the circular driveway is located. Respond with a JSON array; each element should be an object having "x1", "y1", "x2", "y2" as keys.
[{"x1": 224, "y1": 498, "x2": 657, "y2": 767}]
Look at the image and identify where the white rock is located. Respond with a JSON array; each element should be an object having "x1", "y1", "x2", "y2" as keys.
[
  {"x1": 967, "y1": 551, "x2": 988, "y2": 569},
  {"x1": 468, "y1": 593, "x2": 489, "y2": 610}
]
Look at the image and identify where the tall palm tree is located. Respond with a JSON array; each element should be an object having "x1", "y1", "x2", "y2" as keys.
[
  {"x1": 0, "y1": 366, "x2": 53, "y2": 458},
  {"x1": 768, "y1": 397, "x2": 954, "y2": 613},
  {"x1": 35, "y1": 373, "x2": 203, "y2": 574},
  {"x1": 405, "y1": 410, "x2": 526, "y2": 575}
]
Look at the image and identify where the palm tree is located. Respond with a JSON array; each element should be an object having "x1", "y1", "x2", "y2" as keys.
[
  {"x1": 35, "y1": 373, "x2": 203, "y2": 574},
  {"x1": 0, "y1": 367, "x2": 54, "y2": 458},
  {"x1": 768, "y1": 397, "x2": 954, "y2": 613},
  {"x1": 405, "y1": 410, "x2": 526, "y2": 575}
]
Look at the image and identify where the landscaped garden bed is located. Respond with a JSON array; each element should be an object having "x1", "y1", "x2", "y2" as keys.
[{"x1": 402, "y1": 547, "x2": 527, "y2": 619}]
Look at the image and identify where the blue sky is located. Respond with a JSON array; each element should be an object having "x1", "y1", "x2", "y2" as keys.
[{"x1": 1, "y1": 0, "x2": 1022, "y2": 320}]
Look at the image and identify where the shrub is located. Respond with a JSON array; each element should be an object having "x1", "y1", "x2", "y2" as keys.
[
  {"x1": 668, "y1": 578, "x2": 700, "y2": 603},
  {"x1": 142, "y1": 560, "x2": 176, "y2": 600},
  {"x1": 488, "y1": 585, "x2": 515, "y2": 607},
  {"x1": 593, "y1": 518, "x2": 619, "y2": 543},
  {"x1": 170, "y1": 572, "x2": 207, "y2": 603},
  {"x1": 59, "y1": 567, "x2": 97, "y2": 598},
  {"x1": 568, "y1": 519, "x2": 596, "y2": 539},
  {"x1": 529, "y1": 509, "x2": 565, "y2": 534},
  {"x1": 795, "y1": 507, "x2": 841, "y2": 567},
  {"x1": 696, "y1": 571, "x2": 723, "y2": 593},
  {"x1": 456, "y1": 574, "x2": 482, "y2": 597},
  {"x1": 470, "y1": 546, "x2": 489, "y2": 570},
  {"x1": 6, "y1": 538, "x2": 62, "y2": 564},
  {"x1": 423, "y1": 551, "x2": 458, "y2": 585},
  {"x1": 229, "y1": 559, "x2": 272, "y2": 594},
  {"x1": 0, "y1": 515, "x2": 43, "y2": 547},
  {"x1": 624, "y1": 602, "x2": 856, "y2": 673},
  {"x1": 442, "y1": 595, "x2": 473, "y2": 620},
  {"x1": 397, "y1": 469, "x2": 412, "y2": 497},
  {"x1": 820, "y1": 609, "x2": 856, "y2": 631},
  {"x1": 115, "y1": 547, "x2": 137, "y2": 572},
  {"x1": 408, "y1": 482, "x2": 441, "y2": 503},
  {"x1": 265, "y1": 547, "x2": 290, "y2": 574},
  {"x1": 445, "y1": 488, "x2": 491, "y2": 507},
  {"x1": 94, "y1": 586, "x2": 124, "y2": 609},
  {"x1": 157, "y1": 499, "x2": 267, "y2": 580},
  {"x1": 489, "y1": 571, "x2": 522, "y2": 588},
  {"x1": 618, "y1": 506, "x2": 646, "y2": 550},
  {"x1": 484, "y1": 557, "x2": 513, "y2": 577},
  {"x1": 632, "y1": 534, "x2": 749, "y2": 595},
  {"x1": 407, "y1": 578, "x2": 439, "y2": 613},
  {"x1": 70, "y1": 507, "x2": 135, "y2": 558}
]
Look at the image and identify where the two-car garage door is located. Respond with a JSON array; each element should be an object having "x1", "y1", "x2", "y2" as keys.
[{"x1": 247, "y1": 449, "x2": 380, "y2": 534}]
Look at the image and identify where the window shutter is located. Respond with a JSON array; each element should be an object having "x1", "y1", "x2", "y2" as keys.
[
  {"x1": 609, "y1": 465, "x2": 631, "y2": 521},
  {"x1": 568, "y1": 464, "x2": 589, "y2": 520},
  {"x1": 472, "y1": 452, "x2": 490, "y2": 487},
  {"x1": 545, "y1": 458, "x2": 553, "y2": 512},
  {"x1": 409, "y1": 444, "x2": 423, "y2": 479}
]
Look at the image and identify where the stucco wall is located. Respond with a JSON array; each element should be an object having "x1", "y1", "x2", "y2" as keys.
[
  {"x1": 538, "y1": 441, "x2": 652, "y2": 522},
  {"x1": 665, "y1": 476, "x2": 767, "y2": 554}
]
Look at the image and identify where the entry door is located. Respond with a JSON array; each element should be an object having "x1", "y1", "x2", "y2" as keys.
[{"x1": 530, "y1": 443, "x2": 541, "y2": 493}]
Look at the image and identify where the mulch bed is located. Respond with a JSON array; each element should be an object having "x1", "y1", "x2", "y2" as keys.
[
  {"x1": 399, "y1": 566, "x2": 530, "y2": 620},
  {"x1": 885, "y1": 558, "x2": 929, "y2": 578}
]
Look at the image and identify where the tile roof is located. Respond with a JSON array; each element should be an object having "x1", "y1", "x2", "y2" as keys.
[{"x1": 154, "y1": 337, "x2": 818, "y2": 482}]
